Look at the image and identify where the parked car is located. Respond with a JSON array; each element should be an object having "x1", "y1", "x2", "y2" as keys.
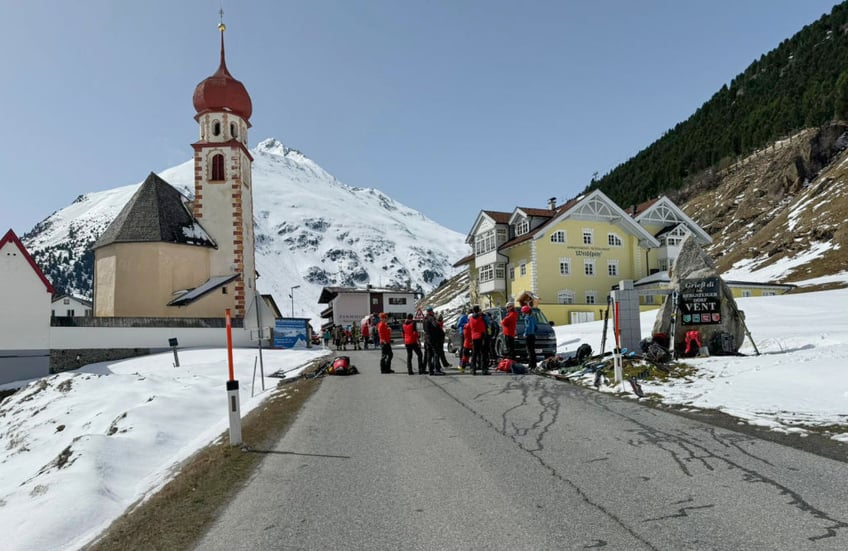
[
  {"x1": 485, "y1": 306, "x2": 558, "y2": 361},
  {"x1": 447, "y1": 307, "x2": 557, "y2": 362}
]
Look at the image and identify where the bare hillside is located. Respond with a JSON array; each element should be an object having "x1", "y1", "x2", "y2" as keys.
[{"x1": 679, "y1": 122, "x2": 848, "y2": 291}]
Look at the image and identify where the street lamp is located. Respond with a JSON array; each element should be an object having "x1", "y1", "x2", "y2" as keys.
[{"x1": 289, "y1": 285, "x2": 301, "y2": 317}]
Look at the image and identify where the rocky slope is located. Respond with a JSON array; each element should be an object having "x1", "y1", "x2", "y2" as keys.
[{"x1": 677, "y1": 122, "x2": 848, "y2": 291}]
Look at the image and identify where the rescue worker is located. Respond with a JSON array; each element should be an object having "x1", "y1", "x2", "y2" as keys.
[
  {"x1": 501, "y1": 302, "x2": 518, "y2": 359},
  {"x1": 402, "y1": 313, "x2": 425, "y2": 374},
  {"x1": 377, "y1": 312, "x2": 395, "y2": 373},
  {"x1": 468, "y1": 305, "x2": 490, "y2": 375}
]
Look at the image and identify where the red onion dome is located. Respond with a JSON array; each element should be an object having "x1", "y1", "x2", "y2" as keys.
[{"x1": 192, "y1": 28, "x2": 252, "y2": 121}]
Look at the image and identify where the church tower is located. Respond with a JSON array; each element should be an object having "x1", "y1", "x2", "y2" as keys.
[{"x1": 191, "y1": 20, "x2": 256, "y2": 318}]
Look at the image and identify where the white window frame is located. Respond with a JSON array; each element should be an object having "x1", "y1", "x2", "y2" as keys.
[
  {"x1": 585, "y1": 291, "x2": 597, "y2": 305},
  {"x1": 582, "y1": 229, "x2": 594, "y2": 245},
  {"x1": 557, "y1": 290, "x2": 575, "y2": 304},
  {"x1": 550, "y1": 230, "x2": 566, "y2": 244},
  {"x1": 584, "y1": 260, "x2": 595, "y2": 276},
  {"x1": 607, "y1": 260, "x2": 619, "y2": 277},
  {"x1": 608, "y1": 233, "x2": 622, "y2": 247},
  {"x1": 519, "y1": 262, "x2": 527, "y2": 276},
  {"x1": 559, "y1": 257, "x2": 571, "y2": 276},
  {"x1": 517, "y1": 219, "x2": 529, "y2": 236},
  {"x1": 508, "y1": 264, "x2": 515, "y2": 281}
]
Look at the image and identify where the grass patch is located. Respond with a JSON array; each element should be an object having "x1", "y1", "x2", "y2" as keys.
[{"x1": 83, "y1": 361, "x2": 325, "y2": 551}]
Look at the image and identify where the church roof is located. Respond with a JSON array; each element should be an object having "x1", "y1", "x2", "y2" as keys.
[
  {"x1": 192, "y1": 28, "x2": 252, "y2": 121},
  {"x1": 94, "y1": 172, "x2": 217, "y2": 249},
  {"x1": 168, "y1": 273, "x2": 240, "y2": 306}
]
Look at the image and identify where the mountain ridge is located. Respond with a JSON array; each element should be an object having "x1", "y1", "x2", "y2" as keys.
[{"x1": 21, "y1": 139, "x2": 470, "y2": 324}]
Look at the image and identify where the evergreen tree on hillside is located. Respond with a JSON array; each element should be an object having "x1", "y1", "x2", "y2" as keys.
[{"x1": 589, "y1": 2, "x2": 848, "y2": 206}]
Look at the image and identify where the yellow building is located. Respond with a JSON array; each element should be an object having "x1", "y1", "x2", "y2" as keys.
[{"x1": 458, "y1": 191, "x2": 714, "y2": 326}]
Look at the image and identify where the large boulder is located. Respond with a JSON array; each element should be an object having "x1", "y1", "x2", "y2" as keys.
[{"x1": 652, "y1": 236, "x2": 746, "y2": 355}]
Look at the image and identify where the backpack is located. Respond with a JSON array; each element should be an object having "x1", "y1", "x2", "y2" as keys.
[
  {"x1": 645, "y1": 342, "x2": 671, "y2": 364},
  {"x1": 709, "y1": 332, "x2": 736, "y2": 356},
  {"x1": 576, "y1": 343, "x2": 593, "y2": 362},
  {"x1": 329, "y1": 356, "x2": 358, "y2": 375}
]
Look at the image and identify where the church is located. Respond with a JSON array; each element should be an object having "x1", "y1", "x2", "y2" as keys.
[{"x1": 93, "y1": 21, "x2": 257, "y2": 320}]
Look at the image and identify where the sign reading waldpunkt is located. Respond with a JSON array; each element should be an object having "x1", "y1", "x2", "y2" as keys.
[{"x1": 679, "y1": 277, "x2": 722, "y2": 325}]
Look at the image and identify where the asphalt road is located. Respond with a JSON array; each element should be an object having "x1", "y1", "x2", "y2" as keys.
[{"x1": 196, "y1": 347, "x2": 848, "y2": 550}]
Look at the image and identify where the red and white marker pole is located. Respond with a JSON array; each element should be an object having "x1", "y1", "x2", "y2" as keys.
[
  {"x1": 612, "y1": 294, "x2": 624, "y2": 391},
  {"x1": 225, "y1": 308, "x2": 242, "y2": 446}
]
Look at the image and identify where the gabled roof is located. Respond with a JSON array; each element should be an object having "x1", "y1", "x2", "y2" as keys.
[
  {"x1": 51, "y1": 294, "x2": 92, "y2": 307},
  {"x1": 634, "y1": 196, "x2": 712, "y2": 244},
  {"x1": 465, "y1": 210, "x2": 511, "y2": 244},
  {"x1": 509, "y1": 206, "x2": 556, "y2": 224},
  {"x1": 1, "y1": 229, "x2": 55, "y2": 294},
  {"x1": 500, "y1": 190, "x2": 661, "y2": 251},
  {"x1": 452, "y1": 253, "x2": 474, "y2": 268},
  {"x1": 94, "y1": 172, "x2": 217, "y2": 249},
  {"x1": 168, "y1": 273, "x2": 240, "y2": 306}
]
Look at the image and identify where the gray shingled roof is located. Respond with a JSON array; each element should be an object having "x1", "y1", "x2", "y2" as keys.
[{"x1": 94, "y1": 172, "x2": 217, "y2": 249}]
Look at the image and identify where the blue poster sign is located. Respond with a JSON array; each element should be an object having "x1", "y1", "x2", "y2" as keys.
[{"x1": 274, "y1": 319, "x2": 308, "y2": 349}]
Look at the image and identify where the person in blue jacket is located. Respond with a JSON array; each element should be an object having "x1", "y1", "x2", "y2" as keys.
[{"x1": 522, "y1": 305, "x2": 538, "y2": 369}]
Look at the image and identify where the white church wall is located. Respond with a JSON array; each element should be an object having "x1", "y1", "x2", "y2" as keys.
[{"x1": 50, "y1": 325, "x2": 256, "y2": 350}]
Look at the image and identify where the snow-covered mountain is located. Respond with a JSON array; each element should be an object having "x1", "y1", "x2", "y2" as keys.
[{"x1": 22, "y1": 139, "x2": 470, "y2": 323}]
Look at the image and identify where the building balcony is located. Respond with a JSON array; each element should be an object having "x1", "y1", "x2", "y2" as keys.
[{"x1": 479, "y1": 278, "x2": 506, "y2": 295}]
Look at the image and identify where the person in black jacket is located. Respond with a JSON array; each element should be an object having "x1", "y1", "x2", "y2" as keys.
[{"x1": 422, "y1": 307, "x2": 445, "y2": 375}]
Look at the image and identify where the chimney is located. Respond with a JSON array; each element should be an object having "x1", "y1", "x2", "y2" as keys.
[{"x1": 548, "y1": 197, "x2": 557, "y2": 210}]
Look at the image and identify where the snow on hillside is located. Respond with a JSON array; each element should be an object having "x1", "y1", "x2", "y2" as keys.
[{"x1": 22, "y1": 139, "x2": 470, "y2": 324}]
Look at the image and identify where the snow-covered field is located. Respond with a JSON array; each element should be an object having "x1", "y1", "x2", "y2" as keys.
[{"x1": 554, "y1": 288, "x2": 848, "y2": 440}]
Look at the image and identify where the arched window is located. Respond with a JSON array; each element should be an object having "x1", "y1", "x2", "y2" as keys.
[
  {"x1": 211, "y1": 154, "x2": 225, "y2": 180},
  {"x1": 213, "y1": 121, "x2": 221, "y2": 136},
  {"x1": 230, "y1": 122, "x2": 238, "y2": 138}
]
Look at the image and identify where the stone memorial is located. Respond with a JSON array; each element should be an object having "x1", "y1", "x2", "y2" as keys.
[{"x1": 652, "y1": 235, "x2": 747, "y2": 356}]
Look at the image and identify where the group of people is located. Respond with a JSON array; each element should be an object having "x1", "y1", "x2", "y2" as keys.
[
  {"x1": 400, "y1": 306, "x2": 451, "y2": 376},
  {"x1": 322, "y1": 324, "x2": 363, "y2": 351},
  {"x1": 323, "y1": 301, "x2": 539, "y2": 376},
  {"x1": 454, "y1": 302, "x2": 537, "y2": 374}
]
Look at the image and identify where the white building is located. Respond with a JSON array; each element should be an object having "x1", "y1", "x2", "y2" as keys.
[
  {"x1": 0, "y1": 229, "x2": 55, "y2": 383},
  {"x1": 318, "y1": 286, "x2": 419, "y2": 329},
  {"x1": 52, "y1": 294, "x2": 93, "y2": 318}
]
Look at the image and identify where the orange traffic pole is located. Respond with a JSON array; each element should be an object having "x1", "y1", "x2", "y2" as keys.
[{"x1": 226, "y1": 308, "x2": 235, "y2": 381}]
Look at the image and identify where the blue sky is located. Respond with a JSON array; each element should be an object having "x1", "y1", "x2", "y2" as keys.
[{"x1": 1, "y1": 1, "x2": 840, "y2": 236}]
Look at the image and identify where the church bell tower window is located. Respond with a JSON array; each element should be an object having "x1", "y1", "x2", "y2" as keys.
[
  {"x1": 230, "y1": 122, "x2": 237, "y2": 138},
  {"x1": 211, "y1": 154, "x2": 225, "y2": 180},
  {"x1": 213, "y1": 121, "x2": 221, "y2": 136}
]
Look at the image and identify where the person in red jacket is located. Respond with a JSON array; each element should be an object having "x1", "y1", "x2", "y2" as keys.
[
  {"x1": 402, "y1": 314, "x2": 425, "y2": 375},
  {"x1": 501, "y1": 302, "x2": 518, "y2": 359},
  {"x1": 460, "y1": 324, "x2": 473, "y2": 371},
  {"x1": 377, "y1": 313, "x2": 395, "y2": 373},
  {"x1": 467, "y1": 305, "x2": 490, "y2": 375}
]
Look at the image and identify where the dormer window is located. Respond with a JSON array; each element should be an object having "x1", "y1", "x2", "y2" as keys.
[
  {"x1": 516, "y1": 219, "x2": 529, "y2": 236},
  {"x1": 211, "y1": 154, "x2": 225, "y2": 180},
  {"x1": 213, "y1": 121, "x2": 221, "y2": 136}
]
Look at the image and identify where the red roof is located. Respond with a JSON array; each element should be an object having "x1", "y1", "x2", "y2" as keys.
[
  {"x1": 193, "y1": 30, "x2": 252, "y2": 121},
  {"x1": 1, "y1": 229, "x2": 55, "y2": 294}
]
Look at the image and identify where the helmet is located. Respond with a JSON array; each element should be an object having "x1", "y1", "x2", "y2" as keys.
[
  {"x1": 521, "y1": 305, "x2": 532, "y2": 314},
  {"x1": 426, "y1": 306, "x2": 434, "y2": 312}
]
